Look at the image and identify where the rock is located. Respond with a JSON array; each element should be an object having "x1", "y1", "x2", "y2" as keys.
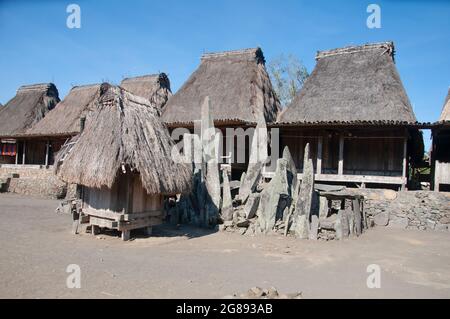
[
  {"x1": 293, "y1": 143, "x2": 314, "y2": 238},
  {"x1": 388, "y1": 217, "x2": 408, "y2": 229},
  {"x1": 224, "y1": 220, "x2": 233, "y2": 227},
  {"x1": 309, "y1": 215, "x2": 319, "y2": 240},
  {"x1": 239, "y1": 115, "x2": 267, "y2": 203},
  {"x1": 201, "y1": 97, "x2": 221, "y2": 225},
  {"x1": 435, "y1": 223, "x2": 448, "y2": 232},
  {"x1": 244, "y1": 193, "x2": 260, "y2": 219},
  {"x1": 267, "y1": 287, "x2": 279, "y2": 298},
  {"x1": 374, "y1": 212, "x2": 389, "y2": 226},
  {"x1": 439, "y1": 216, "x2": 450, "y2": 224},
  {"x1": 256, "y1": 158, "x2": 289, "y2": 233},
  {"x1": 248, "y1": 287, "x2": 264, "y2": 298},
  {"x1": 236, "y1": 218, "x2": 250, "y2": 228},
  {"x1": 426, "y1": 219, "x2": 436, "y2": 230},
  {"x1": 221, "y1": 169, "x2": 233, "y2": 221}
]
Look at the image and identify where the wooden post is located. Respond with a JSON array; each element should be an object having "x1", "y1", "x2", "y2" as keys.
[
  {"x1": 338, "y1": 134, "x2": 344, "y2": 175},
  {"x1": 15, "y1": 142, "x2": 18, "y2": 165},
  {"x1": 317, "y1": 136, "x2": 323, "y2": 174},
  {"x1": 22, "y1": 141, "x2": 26, "y2": 165},
  {"x1": 401, "y1": 137, "x2": 407, "y2": 191},
  {"x1": 45, "y1": 141, "x2": 49, "y2": 166},
  {"x1": 353, "y1": 199, "x2": 362, "y2": 236}
]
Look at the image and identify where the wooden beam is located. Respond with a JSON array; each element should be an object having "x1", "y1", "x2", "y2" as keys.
[
  {"x1": 338, "y1": 134, "x2": 344, "y2": 175},
  {"x1": 44, "y1": 141, "x2": 49, "y2": 166},
  {"x1": 317, "y1": 136, "x2": 323, "y2": 174},
  {"x1": 15, "y1": 143, "x2": 18, "y2": 165},
  {"x1": 401, "y1": 137, "x2": 407, "y2": 190}
]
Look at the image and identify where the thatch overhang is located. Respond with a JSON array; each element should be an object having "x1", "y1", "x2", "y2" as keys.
[
  {"x1": 278, "y1": 42, "x2": 417, "y2": 125},
  {"x1": 161, "y1": 47, "x2": 281, "y2": 126},
  {"x1": 55, "y1": 83, "x2": 192, "y2": 195},
  {"x1": 0, "y1": 83, "x2": 60, "y2": 137},
  {"x1": 25, "y1": 84, "x2": 100, "y2": 138},
  {"x1": 120, "y1": 73, "x2": 172, "y2": 111},
  {"x1": 439, "y1": 88, "x2": 450, "y2": 124}
]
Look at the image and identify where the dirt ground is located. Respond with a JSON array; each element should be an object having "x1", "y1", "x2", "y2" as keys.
[{"x1": 0, "y1": 193, "x2": 449, "y2": 299}]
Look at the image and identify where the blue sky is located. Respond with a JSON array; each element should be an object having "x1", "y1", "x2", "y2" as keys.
[{"x1": 1, "y1": 0, "x2": 449, "y2": 149}]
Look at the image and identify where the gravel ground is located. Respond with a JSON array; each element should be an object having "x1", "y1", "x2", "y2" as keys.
[{"x1": 1, "y1": 193, "x2": 449, "y2": 299}]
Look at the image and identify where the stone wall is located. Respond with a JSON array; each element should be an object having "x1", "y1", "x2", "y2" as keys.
[
  {"x1": 352, "y1": 189, "x2": 450, "y2": 232},
  {"x1": 0, "y1": 165, "x2": 67, "y2": 199}
]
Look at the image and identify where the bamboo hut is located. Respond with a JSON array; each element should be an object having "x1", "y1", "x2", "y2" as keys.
[
  {"x1": 275, "y1": 42, "x2": 423, "y2": 190},
  {"x1": 120, "y1": 73, "x2": 171, "y2": 112},
  {"x1": 161, "y1": 47, "x2": 281, "y2": 177},
  {"x1": 0, "y1": 83, "x2": 60, "y2": 165},
  {"x1": 431, "y1": 88, "x2": 450, "y2": 191},
  {"x1": 55, "y1": 84, "x2": 192, "y2": 240}
]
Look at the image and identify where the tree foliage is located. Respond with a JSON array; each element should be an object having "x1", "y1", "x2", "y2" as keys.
[{"x1": 267, "y1": 54, "x2": 309, "y2": 108}]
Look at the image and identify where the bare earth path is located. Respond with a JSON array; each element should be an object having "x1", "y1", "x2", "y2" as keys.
[{"x1": 0, "y1": 193, "x2": 449, "y2": 299}]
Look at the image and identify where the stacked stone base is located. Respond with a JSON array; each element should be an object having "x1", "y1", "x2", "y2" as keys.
[{"x1": 0, "y1": 166, "x2": 68, "y2": 199}]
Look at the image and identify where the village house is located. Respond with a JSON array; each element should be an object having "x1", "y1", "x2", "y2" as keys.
[
  {"x1": 55, "y1": 83, "x2": 192, "y2": 240},
  {"x1": 431, "y1": 88, "x2": 450, "y2": 191},
  {"x1": 0, "y1": 83, "x2": 60, "y2": 165},
  {"x1": 274, "y1": 42, "x2": 424, "y2": 190},
  {"x1": 161, "y1": 48, "x2": 281, "y2": 179}
]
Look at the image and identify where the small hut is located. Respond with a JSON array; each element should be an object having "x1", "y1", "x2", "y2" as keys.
[
  {"x1": 55, "y1": 84, "x2": 192, "y2": 240},
  {"x1": 120, "y1": 73, "x2": 171, "y2": 112},
  {"x1": 162, "y1": 47, "x2": 281, "y2": 177},
  {"x1": 0, "y1": 83, "x2": 60, "y2": 165},
  {"x1": 431, "y1": 88, "x2": 450, "y2": 191},
  {"x1": 276, "y1": 42, "x2": 423, "y2": 189}
]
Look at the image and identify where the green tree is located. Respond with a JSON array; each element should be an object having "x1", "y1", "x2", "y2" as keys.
[{"x1": 267, "y1": 54, "x2": 309, "y2": 108}]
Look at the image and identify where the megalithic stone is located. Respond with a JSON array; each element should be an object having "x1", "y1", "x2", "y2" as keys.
[
  {"x1": 283, "y1": 146, "x2": 298, "y2": 197},
  {"x1": 256, "y1": 158, "x2": 289, "y2": 233},
  {"x1": 239, "y1": 113, "x2": 268, "y2": 203},
  {"x1": 221, "y1": 168, "x2": 233, "y2": 221},
  {"x1": 201, "y1": 97, "x2": 221, "y2": 225},
  {"x1": 293, "y1": 143, "x2": 315, "y2": 239}
]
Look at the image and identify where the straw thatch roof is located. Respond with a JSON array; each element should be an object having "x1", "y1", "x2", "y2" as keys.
[
  {"x1": 120, "y1": 73, "x2": 171, "y2": 111},
  {"x1": 25, "y1": 84, "x2": 100, "y2": 137},
  {"x1": 439, "y1": 88, "x2": 450, "y2": 122},
  {"x1": 161, "y1": 48, "x2": 281, "y2": 126},
  {"x1": 0, "y1": 83, "x2": 60, "y2": 137},
  {"x1": 55, "y1": 83, "x2": 192, "y2": 195},
  {"x1": 278, "y1": 42, "x2": 417, "y2": 125}
]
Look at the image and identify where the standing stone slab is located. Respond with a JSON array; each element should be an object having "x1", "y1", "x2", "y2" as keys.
[
  {"x1": 256, "y1": 159, "x2": 289, "y2": 233},
  {"x1": 201, "y1": 97, "x2": 221, "y2": 225},
  {"x1": 239, "y1": 114, "x2": 268, "y2": 203},
  {"x1": 293, "y1": 143, "x2": 315, "y2": 239},
  {"x1": 221, "y1": 168, "x2": 233, "y2": 221},
  {"x1": 244, "y1": 193, "x2": 260, "y2": 219}
]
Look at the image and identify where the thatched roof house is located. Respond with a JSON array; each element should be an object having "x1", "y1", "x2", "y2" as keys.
[
  {"x1": 278, "y1": 42, "x2": 416, "y2": 124},
  {"x1": 162, "y1": 48, "x2": 281, "y2": 126},
  {"x1": 120, "y1": 73, "x2": 171, "y2": 111},
  {"x1": 0, "y1": 83, "x2": 60, "y2": 137},
  {"x1": 56, "y1": 83, "x2": 192, "y2": 195},
  {"x1": 273, "y1": 42, "x2": 421, "y2": 189},
  {"x1": 25, "y1": 84, "x2": 100, "y2": 137}
]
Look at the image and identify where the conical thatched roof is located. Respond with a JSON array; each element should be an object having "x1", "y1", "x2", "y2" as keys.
[
  {"x1": 0, "y1": 83, "x2": 60, "y2": 137},
  {"x1": 278, "y1": 42, "x2": 417, "y2": 125},
  {"x1": 25, "y1": 84, "x2": 100, "y2": 137},
  {"x1": 162, "y1": 48, "x2": 281, "y2": 126},
  {"x1": 439, "y1": 88, "x2": 450, "y2": 122},
  {"x1": 56, "y1": 84, "x2": 192, "y2": 195},
  {"x1": 120, "y1": 73, "x2": 171, "y2": 111}
]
